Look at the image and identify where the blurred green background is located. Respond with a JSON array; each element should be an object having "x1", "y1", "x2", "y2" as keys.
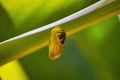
[{"x1": 0, "y1": 0, "x2": 120, "y2": 80}]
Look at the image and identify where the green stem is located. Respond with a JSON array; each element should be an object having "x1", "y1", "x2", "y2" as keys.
[{"x1": 0, "y1": 0, "x2": 120, "y2": 66}]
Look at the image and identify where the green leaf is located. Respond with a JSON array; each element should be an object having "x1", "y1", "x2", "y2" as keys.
[
  {"x1": 1, "y1": 0, "x2": 120, "y2": 80},
  {"x1": 74, "y1": 15, "x2": 120, "y2": 80},
  {"x1": 0, "y1": 0, "x2": 120, "y2": 66}
]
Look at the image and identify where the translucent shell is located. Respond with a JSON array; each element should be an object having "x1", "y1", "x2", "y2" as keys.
[{"x1": 49, "y1": 26, "x2": 66, "y2": 60}]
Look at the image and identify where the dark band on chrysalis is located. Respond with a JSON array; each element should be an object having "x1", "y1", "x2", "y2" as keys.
[
  {"x1": 57, "y1": 32, "x2": 66, "y2": 44},
  {"x1": 60, "y1": 37, "x2": 66, "y2": 44}
]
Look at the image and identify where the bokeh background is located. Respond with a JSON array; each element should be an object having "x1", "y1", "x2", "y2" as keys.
[{"x1": 0, "y1": 0, "x2": 120, "y2": 80}]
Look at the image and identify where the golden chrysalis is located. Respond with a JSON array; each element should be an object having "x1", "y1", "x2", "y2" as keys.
[{"x1": 49, "y1": 26, "x2": 66, "y2": 60}]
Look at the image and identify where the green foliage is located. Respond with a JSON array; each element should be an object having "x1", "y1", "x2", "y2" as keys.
[{"x1": 0, "y1": 0, "x2": 120, "y2": 80}]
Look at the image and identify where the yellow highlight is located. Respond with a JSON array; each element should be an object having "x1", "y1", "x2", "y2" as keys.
[
  {"x1": 0, "y1": 60, "x2": 29, "y2": 80},
  {"x1": 1, "y1": 0, "x2": 29, "y2": 11}
]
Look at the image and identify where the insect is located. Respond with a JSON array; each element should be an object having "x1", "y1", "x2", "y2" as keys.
[{"x1": 49, "y1": 26, "x2": 66, "y2": 60}]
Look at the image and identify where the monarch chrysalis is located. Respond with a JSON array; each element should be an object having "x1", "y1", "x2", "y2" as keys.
[{"x1": 49, "y1": 26, "x2": 66, "y2": 60}]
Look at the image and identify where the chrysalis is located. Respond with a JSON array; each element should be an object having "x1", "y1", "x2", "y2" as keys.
[{"x1": 49, "y1": 26, "x2": 66, "y2": 60}]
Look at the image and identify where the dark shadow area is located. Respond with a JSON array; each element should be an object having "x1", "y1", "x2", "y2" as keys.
[{"x1": 0, "y1": 3, "x2": 16, "y2": 42}]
